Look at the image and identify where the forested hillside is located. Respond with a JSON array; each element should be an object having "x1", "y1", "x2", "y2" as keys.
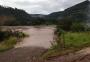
[{"x1": 0, "y1": 0, "x2": 90, "y2": 26}]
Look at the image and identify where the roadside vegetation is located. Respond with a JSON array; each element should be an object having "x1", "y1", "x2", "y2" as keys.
[
  {"x1": 0, "y1": 29, "x2": 27, "y2": 52},
  {"x1": 42, "y1": 22, "x2": 90, "y2": 59}
]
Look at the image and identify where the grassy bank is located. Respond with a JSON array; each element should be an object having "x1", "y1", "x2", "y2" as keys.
[
  {"x1": 42, "y1": 31, "x2": 90, "y2": 59},
  {"x1": 64, "y1": 32, "x2": 90, "y2": 48},
  {"x1": 0, "y1": 31, "x2": 27, "y2": 52},
  {"x1": 0, "y1": 37, "x2": 17, "y2": 52}
]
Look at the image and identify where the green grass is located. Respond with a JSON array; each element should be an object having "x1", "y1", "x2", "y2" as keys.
[
  {"x1": 0, "y1": 31, "x2": 28, "y2": 52},
  {"x1": 42, "y1": 32, "x2": 90, "y2": 59},
  {"x1": 64, "y1": 32, "x2": 90, "y2": 48},
  {"x1": 0, "y1": 37, "x2": 17, "y2": 52}
]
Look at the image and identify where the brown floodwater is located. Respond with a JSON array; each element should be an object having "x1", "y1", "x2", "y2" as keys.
[{"x1": 15, "y1": 26, "x2": 56, "y2": 48}]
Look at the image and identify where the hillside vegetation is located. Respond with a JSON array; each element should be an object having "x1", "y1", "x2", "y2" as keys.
[{"x1": 0, "y1": 1, "x2": 90, "y2": 26}]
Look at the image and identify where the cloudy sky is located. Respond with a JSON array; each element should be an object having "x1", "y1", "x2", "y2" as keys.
[{"x1": 0, "y1": 0, "x2": 85, "y2": 14}]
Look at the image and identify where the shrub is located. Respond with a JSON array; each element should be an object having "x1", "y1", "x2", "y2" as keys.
[
  {"x1": 70, "y1": 22, "x2": 85, "y2": 32},
  {"x1": 0, "y1": 37, "x2": 17, "y2": 52}
]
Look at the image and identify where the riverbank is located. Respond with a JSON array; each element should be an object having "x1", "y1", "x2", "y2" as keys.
[
  {"x1": 42, "y1": 31, "x2": 90, "y2": 59},
  {"x1": 0, "y1": 26, "x2": 90, "y2": 62},
  {"x1": 0, "y1": 30, "x2": 27, "y2": 52}
]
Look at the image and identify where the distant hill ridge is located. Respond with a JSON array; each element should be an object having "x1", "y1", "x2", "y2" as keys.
[
  {"x1": 48, "y1": 0, "x2": 90, "y2": 22},
  {"x1": 0, "y1": 0, "x2": 90, "y2": 25}
]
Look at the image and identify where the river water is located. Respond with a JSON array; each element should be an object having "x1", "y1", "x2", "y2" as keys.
[{"x1": 14, "y1": 26, "x2": 56, "y2": 48}]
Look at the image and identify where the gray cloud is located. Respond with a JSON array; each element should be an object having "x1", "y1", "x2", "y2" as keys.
[
  {"x1": 0, "y1": 0, "x2": 86, "y2": 14},
  {"x1": 15, "y1": 1, "x2": 32, "y2": 6}
]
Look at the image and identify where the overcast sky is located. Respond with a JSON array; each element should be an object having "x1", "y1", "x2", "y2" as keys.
[{"x1": 0, "y1": 0, "x2": 86, "y2": 14}]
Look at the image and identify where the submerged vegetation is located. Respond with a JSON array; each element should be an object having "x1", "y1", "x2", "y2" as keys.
[{"x1": 0, "y1": 29, "x2": 27, "y2": 52}]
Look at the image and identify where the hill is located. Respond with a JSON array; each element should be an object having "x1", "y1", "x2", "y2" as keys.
[
  {"x1": 50, "y1": 0, "x2": 90, "y2": 24},
  {"x1": 0, "y1": 6, "x2": 33, "y2": 25},
  {"x1": 0, "y1": 0, "x2": 90, "y2": 25}
]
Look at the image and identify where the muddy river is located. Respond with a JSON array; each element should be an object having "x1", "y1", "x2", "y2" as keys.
[{"x1": 14, "y1": 26, "x2": 56, "y2": 48}]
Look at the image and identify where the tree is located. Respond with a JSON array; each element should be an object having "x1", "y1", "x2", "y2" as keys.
[{"x1": 70, "y1": 22, "x2": 85, "y2": 32}]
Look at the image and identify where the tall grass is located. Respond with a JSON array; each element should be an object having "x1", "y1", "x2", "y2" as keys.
[
  {"x1": 0, "y1": 30, "x2": 28, "y2": 52},
  {"x1": 42, "y1": 31, "x2": 90, "y2": 59},
  {"x1": 64, "y1": 32, "x2": 90, "y2": 48},
  {"x1": 0, "y1": 37, "x2": 17, "y2": 52}
]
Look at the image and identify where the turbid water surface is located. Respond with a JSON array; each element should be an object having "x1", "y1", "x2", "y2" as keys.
[{"x1": 15, "y1": 26, "x2": 56, "y2": 48}]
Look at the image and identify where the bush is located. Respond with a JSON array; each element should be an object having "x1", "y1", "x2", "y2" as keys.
[
  {"x1": 70, "y1": 22, "x2": 85, "y2": 32},
  {"x1": 0, "y1": 31, "x2": 10, "y2": 41},
  {"x1": 53, "y1": 27, "x2": 66, "y2": 50},
  {"x1": 0, "y1": 30, "x2": 27, "y2": 52},
  {"x1": 0, "y1": 30, "x2": 27, "y2": 42}
]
